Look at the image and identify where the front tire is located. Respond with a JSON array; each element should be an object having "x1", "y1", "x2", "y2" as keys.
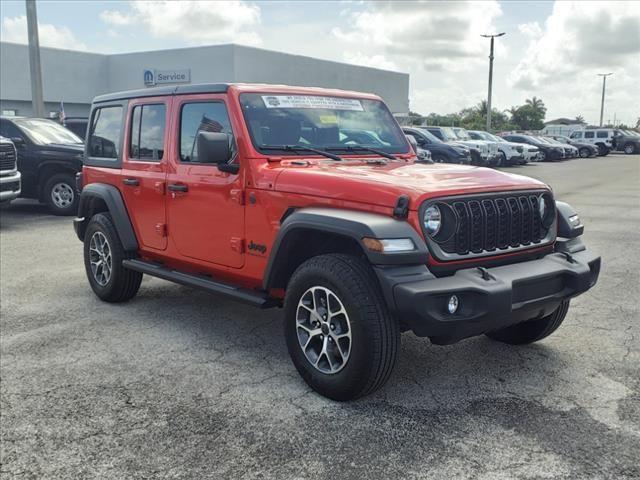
[
  {"x1": 43, "y1": 173, "x2": 78, "y2": 216},
  {"x1": 624, "y1": 143, "x2": 637, "y2": 154},
  {"x1": 284, "y1": 254, "x2": 399, "y2": 401},
  {"x1": 83, "y1": 213, "x2": 142, "y2": 303},
  {"x1": 597, "y1": 144, "x2": 609, "y2": 156},
  {"x1": 486, "y1": 300, "x2": 569, "y2": 345},
  {"x1": 579, "y1": 147, "x2": 590, "y2": 158}
]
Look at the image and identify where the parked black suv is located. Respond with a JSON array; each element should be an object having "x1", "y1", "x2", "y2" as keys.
[
  {"x1": 502, "y1": 134, "x2": 564, "y2": 162},
  {"x1": 402, "y1": 127, "x2": 471, "y2": 164},
  {"x1": 612, "y1": 130, "x2": 640, "y2": 154},
  {"x1": 546, "y1": 135, "x2": 599, "y2": 158},
  {"x1": 0, "y1": 116, "x2": 84, "y2": 215}
]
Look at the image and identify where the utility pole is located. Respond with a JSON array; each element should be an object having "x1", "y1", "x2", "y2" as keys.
[
  {"x1": 26, "y1": 0, "x2": 45, "y2": 118},
  {"x1": 481, "y1": 32, "x2": 505, "y2": 132},
  {"x1": 597, "y1": 73, "x2": 613, "y2": 127}
]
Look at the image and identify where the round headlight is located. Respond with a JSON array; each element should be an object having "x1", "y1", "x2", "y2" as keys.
[{"x1": 424, "y1": 205, "x2": 441, "y2": 236}]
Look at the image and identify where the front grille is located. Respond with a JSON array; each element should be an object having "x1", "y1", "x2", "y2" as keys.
[
  {"x1": 427, "y1": 191, "x2": 554, "y2": 260},
  {"x1": 0, "y1": 143, "x2": 17, "y2": 171}
]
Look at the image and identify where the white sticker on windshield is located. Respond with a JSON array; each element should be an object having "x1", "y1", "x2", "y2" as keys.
[{"x1": 261, "y1": 95, "x2": 364, "y2": 111}]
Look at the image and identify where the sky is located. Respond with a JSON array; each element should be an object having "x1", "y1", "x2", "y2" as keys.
[{"x1": 1, "y1": 0, "x2": 639, "y2": 125}]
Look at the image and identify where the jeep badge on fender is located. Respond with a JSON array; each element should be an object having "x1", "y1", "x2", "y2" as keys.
[{"x1": 73, "y1": 83, "x2": 600, "y2": 401}]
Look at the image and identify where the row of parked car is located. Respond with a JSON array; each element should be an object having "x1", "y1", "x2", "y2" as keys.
[
  {"x1": 1, "y1": 111, "x2": 639, "y2": 215},
  {"x1": 403, "y1": 125, "x2": 640, "y2": 167}
]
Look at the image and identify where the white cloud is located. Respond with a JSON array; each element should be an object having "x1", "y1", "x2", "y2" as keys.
[
  {"x1": 100, "y1": 10, "x2": 136, "y2": 27},
  {"x1": 518, "y1": 22, "x2": 542, "y2": 38},
  {"x1": 334, "y1": 1, "x2": 503, "y2": 72},
  {"x1": 509, "y1": 1, "x2": 640, "y2": 90},
  {"x1": 100, "y1": 0, "x2": 262, "y2": 46},
  {"x1": 1, "y1": 15, "x2": 87, "y2": 51},
  {"x1": 342, "y1": 51, "x2": 399, "y2": 71}
]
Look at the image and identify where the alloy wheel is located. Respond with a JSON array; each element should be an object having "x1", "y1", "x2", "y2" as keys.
[
  {"x1": 296, "y1": 286, "x2": 352, "y2": 374},
  {"x1": 89, "y1": 231, "x2": 112, "y2": 286}
]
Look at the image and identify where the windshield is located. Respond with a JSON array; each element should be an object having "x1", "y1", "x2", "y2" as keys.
[
  {"x1": 239, "y1": 93, "x2": 409, "y2": 155},
  {"x1": 439, "y1": 127, "x2": 459, "y2": 141},
  {"x1": 415, "y1": 128, "x2": 443, "y2": 143},
  {"x1": 14, "y1": 118, "x2": 83, "y2": 145},
  {"x1": 453, "y1": 128, "x2": 471, "y2": 140}
]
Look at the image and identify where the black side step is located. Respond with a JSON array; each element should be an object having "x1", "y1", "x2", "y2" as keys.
[{"x1": 122, "y1": 259, "x2": 278, "y2": 308}]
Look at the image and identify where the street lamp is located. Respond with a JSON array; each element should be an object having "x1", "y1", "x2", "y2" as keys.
[
  {"x1": 481, "y1": 32, "x2": 506, "y2": 132},
  {"x1": 597, "y1": 73, "x2": 613, "y2": 127}
]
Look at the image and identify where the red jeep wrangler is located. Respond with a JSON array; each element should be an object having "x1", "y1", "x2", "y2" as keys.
[{"x1": 74, "y1": 83, "x2": 600, "y2": 400}]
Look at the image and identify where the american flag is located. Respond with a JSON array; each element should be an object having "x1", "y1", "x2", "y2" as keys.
[{"x1": 59, "y1": 101, "x2": 66, "y2": 124}]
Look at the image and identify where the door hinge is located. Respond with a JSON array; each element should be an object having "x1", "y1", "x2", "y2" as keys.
[
  {"x1": 155, "y1": 223, "x2": 167, "y2": 237},
  {"x1": 230, "y1": 189, "x2": 245, "y2": 205},
  {"x1": 231, "y1": 237, "x2": 245, "y2": 253}
]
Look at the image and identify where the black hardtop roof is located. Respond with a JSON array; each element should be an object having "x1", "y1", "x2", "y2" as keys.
[{"x1": 93, "y1": 83, "x2": 231, "y2": 103}]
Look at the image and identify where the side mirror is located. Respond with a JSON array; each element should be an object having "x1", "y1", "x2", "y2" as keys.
[
  {"x1": 196, "y1": 131, "x2": 238, "y2": 173},
  {"x1": 405, "y1": 134, "x2": 418, "y2": 153},
  {"x1": 10, "y1": 137, "x2": 25, "y2": 147}
]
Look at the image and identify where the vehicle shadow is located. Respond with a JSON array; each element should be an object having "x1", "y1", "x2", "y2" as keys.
[
  {"x1": 115, "y1": 279, "x2": 570, "y2": 411},
  {"x1": 0, "y1": 200, "x2": 63, "y2": 231}
]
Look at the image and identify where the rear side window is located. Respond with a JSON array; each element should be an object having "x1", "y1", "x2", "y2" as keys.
[
  {"x1": 584, "y1": 131, "x2": 594, "y2": 138},
  {"x1": 179, "y1": 102, "x2": 235, "y2": 163},
  {"x1": 89, "y1": 106, "x2": 122, "y2": 159},
  {"x1": 596, "y1": 131, "x2": 608, "y2": 138},
  {"x1": 129, "y1": 104, "x2": 166, "y2": 161}
]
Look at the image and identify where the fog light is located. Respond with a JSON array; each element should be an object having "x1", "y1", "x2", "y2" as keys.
[{"x1": 447, "y1": 295, "x2": 459, "y2": 314}]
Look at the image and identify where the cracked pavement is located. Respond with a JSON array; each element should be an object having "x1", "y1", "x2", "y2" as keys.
[{"x1": 1, "y1": 154, "x2": 639, "y2": 479}]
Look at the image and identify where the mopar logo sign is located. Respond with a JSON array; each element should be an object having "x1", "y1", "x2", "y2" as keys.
[
  {"x1": 143, "y1": 68, "x2": 190, "y2": 87},
  {"x1": 143, "y1": 69, "x2": 155, "y2": 86}
]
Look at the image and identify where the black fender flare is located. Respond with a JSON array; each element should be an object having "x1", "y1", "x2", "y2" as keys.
[
  {"x1": 263, "y1": 207, "x2": 428, "y2": 290},
  {"x1": 74, "y1": 183, "x2": 138, "y2": 252},
  {"x1": 556, "y1": 201, "x2": 584, "y2": 239}
]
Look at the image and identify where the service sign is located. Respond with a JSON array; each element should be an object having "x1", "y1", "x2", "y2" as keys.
[
  {"x1": 261, "y1": 95, "x2": 364, "y2": 111},
  {"x1": 144, "y1": 68, "x2": 191, "y2": 86}
]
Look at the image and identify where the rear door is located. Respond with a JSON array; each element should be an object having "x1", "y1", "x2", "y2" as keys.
[
  {"x1": 120, "y1": 98, "x2": 169, "y2": 251},
  {"x1": 166, "y1": 95, "x2": 245, "y2": 268}
]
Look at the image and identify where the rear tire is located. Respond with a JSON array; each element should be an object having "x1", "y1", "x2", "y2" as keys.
[
  {"x1": 43, "y1": 173, "x2": 78, "y2": 216},
  {"x1": 579, "y1": 147, "x2": 590, "y2": 158},
  {"x1": 597, "y1": 144, "x2": 609, "y2": 156},
  {"x1": 83, "y1": 212, "x2": 142, "y2": 303},
  {"x1": 624, "y1": 143, "x2": 637, "y2": 154},
  {"x1": 486, "y1": 300, "x2": 569, "y2": 345},
  {"x1": 284, "y1": 254, "x2": 399, "y2": 401}
]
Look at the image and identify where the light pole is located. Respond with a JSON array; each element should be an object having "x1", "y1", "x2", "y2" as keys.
[
  {"x1": 481, "y1": 32, "x2": 505, "y2": 131},
  {"x1": 597, "y1": 73, "x2": 613, "y2": 127},
  {"x1": 26, "y1": 0, "x2": 45, "y2": 118}
]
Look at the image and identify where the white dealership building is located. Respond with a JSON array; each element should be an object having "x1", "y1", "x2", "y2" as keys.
[{"x1": 0, "y1": 42, "x2": 410, "y2": 118}]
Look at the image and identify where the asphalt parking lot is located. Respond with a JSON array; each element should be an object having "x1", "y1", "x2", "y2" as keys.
[{"x1": 1, "y1": 154, "x2": 639, "y2": 479}]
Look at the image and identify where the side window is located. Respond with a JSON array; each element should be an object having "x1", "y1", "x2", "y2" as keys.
[
  {"x1": 584, "y1": 131, "x2": 595, "y2": 139},
  {"x1": 89, "y1": 106, "x2": 122, "y2": 159},
  {"x1": 179, "y1": 102, "x2": 235, "y2": 163},
  {"x1": 129, "y1": 104, "x2": 166, "y2": 161},
  {"x1": 0, "y1": 120, "x2": 24, "y2": 140},
  {"x1": 571, "y1": 131, "x2": 582, "y2": 139},
  {"x1": 596, "y1": 131, "x2": 608, "y2": 138},
  {"x1": 428, "y1": 129, "x2": 444, "y2": 140},
  {"x1": 406, "y1": 132, "x2": 422, "y2": 145}
]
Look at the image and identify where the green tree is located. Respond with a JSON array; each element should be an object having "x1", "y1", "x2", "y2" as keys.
[
  {"x1": 575, "y1": 115, "x2": 585, "y2": 123},
  {"x1": 525, "y1": 96, "x2": 547, "y2": 116}
]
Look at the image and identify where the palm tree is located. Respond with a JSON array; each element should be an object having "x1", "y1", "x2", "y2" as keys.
[
  {"x1": 525, "y1": 96, "x2": 547, "y2": 115},
  {"x1": 575, "y1": 115, "x2": 585, "y2": 124}
]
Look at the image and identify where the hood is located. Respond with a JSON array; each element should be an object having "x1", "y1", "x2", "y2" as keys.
[
  {"x1": 274, "y1": 161, "x2": 547, "y2": 209},
  {"x1": 41, "y1": 143, "x2": 84, "y2": 153}
]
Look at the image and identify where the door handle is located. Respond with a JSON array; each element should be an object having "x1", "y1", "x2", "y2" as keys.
[
  {"x1": 167, "y1": 183, "x2": 188, "y2": 193},
  {"x1": 123, "y1": 178, "x2": 139, "y2": 186}
]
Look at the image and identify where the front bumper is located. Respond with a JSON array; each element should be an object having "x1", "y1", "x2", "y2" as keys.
[
  {"x1": 0, "y1": 171, "x2": 21, "y2": 203},
  {"x1": 377, "y1": 247, "x2": 600, "y2": 345}
]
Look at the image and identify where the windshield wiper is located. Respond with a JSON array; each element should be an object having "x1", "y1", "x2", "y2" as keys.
[
  {"x1": 325, "y1": 145, "x2": 397, "y2": 160},
  {"x1": 260, "y1": 145, "x2": 342, "y2": 161}
]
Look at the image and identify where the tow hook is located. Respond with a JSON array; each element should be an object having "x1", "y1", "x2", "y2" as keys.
[
  {"x1": 559, "y1": 252, "x2": 577, "y2": 264},
  {"x1": 477, "y1": 267, "x2": 495, "y2": 281}
]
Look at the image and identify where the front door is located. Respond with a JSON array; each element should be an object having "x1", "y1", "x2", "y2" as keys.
[
  {"x1": 120, "y1": 99, "x2": 168, "y2": 250},
  {"x1": 166, "y1": 97, "x2": 244, "y2": 268}
]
